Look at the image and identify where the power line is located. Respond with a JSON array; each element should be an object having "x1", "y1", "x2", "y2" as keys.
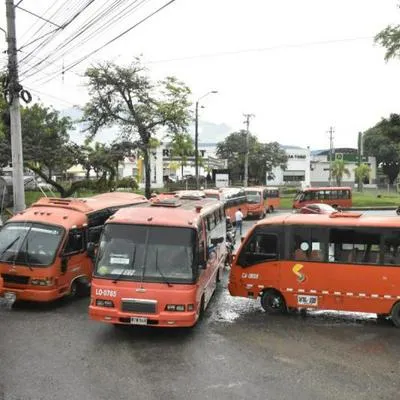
[
  {"x1": 147, "y1": 36, "x2": 374, "y2": 65},
  {"x1": 32, "y1": 0, "x2": 177, "y2": 85},
  {"x1": 15, "y1": 5, "x2": 63, "y2": 28}
]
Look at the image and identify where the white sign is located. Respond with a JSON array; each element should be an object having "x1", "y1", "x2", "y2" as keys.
[{"x1": 215, "y1": 173, "x2": 229, "y2": 188}]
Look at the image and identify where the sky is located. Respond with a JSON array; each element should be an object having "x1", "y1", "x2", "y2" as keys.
[{"x1": 1, "y1": 0, "x2": 400, "y2": 149}]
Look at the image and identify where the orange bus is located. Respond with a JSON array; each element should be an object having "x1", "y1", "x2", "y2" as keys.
[
  {"x1": 229, "y1": 212, "x2": 400, "y2": 326},
  {"x1": 293, "y1": 186, "x2": 352, "y2": 209},
  {"x1": 204, "y1": 187, "x2": 248, "y2": 222},
  {"x1": 0, "y1": 192, "x2": 148, "y2": 304},
  {"x1": 245, "y1": 186, "x2": 280, "y2": 218},
  {"x1": 89, "y1": 195, "x2": 227, "y2": 328}
]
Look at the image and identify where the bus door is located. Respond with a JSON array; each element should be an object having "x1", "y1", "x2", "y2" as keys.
[
  {"x1": 59, "y1": 228, "x2": 87, "y2": 295},
  {"x1": 279, "y1": 226, "x2": 330, "y2": 309},
  {"x1": 235, "y1": 225, "x2": 283, "y2": 298}
]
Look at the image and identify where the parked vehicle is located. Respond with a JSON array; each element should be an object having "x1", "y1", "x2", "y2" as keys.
[
  {"x1": 293, "y1": 186, "x2": 352, "y2": 209},
  {"x1": 298, "y1": 203, "x2": 337, "y2": 214},
  {"x1": 229, "y1": 212, "x2": 400, "y2": 327},
  {"x1": 0, "y1": 192, "x2": 148, "y2": 305},
  {"x1": 204, "y1": 187, "x2": 248, "y2": 222},
  {"x1": 245, "y1": 186, "x2": 281, "y2": 218},
  {"x1": 89, "y1": 195, "x2": 227, "y2": 328}
]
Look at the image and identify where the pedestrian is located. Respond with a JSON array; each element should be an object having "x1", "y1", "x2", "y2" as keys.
[{"x1": 235, "y1": 208, "x2": 243, "y2": 237}]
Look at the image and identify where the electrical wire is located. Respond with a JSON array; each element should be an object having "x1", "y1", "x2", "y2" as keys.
[
  {"x1": 36, "y1": 0, "x2": 177, "y2": 85},
  {"x1": 20, "y1": 0, "x2": 150, "y2": 81}
]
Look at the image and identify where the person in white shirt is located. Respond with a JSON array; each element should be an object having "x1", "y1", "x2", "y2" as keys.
[{"x1": 235, "y1": 208, "x2": 243, "y2": 236}]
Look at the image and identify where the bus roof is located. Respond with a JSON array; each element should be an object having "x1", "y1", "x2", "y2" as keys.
[
  {"x1": 10, "y1": 192, "x2": 148, "y2": 229},
  {"x1": 256, "y1": 212, "x2": 400, "y2": 228},
  {"x1": 301, "y1": 186, "x2": 352, "y2": 192},
  {"x1": 108, "y1": 197, "x2": 223, "y2": 229}
]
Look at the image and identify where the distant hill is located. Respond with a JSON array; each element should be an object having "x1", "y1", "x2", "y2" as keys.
[{"x1": 60, "y1": 107, "x2": 232, "y2": 145}]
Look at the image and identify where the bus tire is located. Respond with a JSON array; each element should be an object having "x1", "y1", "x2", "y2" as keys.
[
  {"x1": 216, "y1": 269, "x2": 221, "y2": 283},
  {"x1": 269, "y1": 206, "x2": 274, "y2": 213},
  {"x1": 260, "y1": 289, "x2": 287, "y2": 314},
  {"x1": 390, "y1": 302, "x2": 400, "y2": 327},
  {"x1": 198, "y1": 295, "x2": 205, "y2": 321},
  {"x1": 70, "y1": 278, "x2": 89, "y2": 298}
]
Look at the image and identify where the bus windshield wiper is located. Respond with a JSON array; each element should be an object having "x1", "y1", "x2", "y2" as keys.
[
  {"x1": 155, "y1": 248, "x2": 172, "y2": 287},
  {"x1": 112, "y1": 245, "x2": 136, "y2": 284},
  {"x1": 0, "y1": 235, "x2": 22, "y2": 262}
]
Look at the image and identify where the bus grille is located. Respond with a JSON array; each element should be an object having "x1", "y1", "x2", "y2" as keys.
[
  {"x1": 121, "y1": 299, "x2": 157, "y2": 314},
  {"x1": 2, "y1": 274, "x2": 30, "y2": 285}
]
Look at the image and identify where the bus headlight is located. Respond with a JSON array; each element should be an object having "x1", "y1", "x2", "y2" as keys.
[
  {"x1": 31, "y1": 278, "x2": 53, "y2": 286},
  {"x1": 165, "y1": 304, "x2": 185, "y2": 311},
  {"x1": 96, "y1": 299, "x2": 114, "y2": 307}
]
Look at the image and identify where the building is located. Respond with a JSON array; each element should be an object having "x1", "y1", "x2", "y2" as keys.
[
  {"x1": 310, "y1": 148, "x2": 377, "y2": 187},
  {"x1": 268, "y1": 146, "x2": 311, "y2": 187}
]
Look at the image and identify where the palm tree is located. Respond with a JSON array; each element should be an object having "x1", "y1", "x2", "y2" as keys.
[
  {"x1": 354, "y1": 163, "x2": 371, "y2": 192},
  {"x1": 331, "y1": 159, "x2": 351, "y2": 186}
]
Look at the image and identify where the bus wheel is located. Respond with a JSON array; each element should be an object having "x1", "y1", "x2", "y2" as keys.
[
  {"x1": 269, "y1": 206, "x2": 274, "y2": 213},
  {"x1": 390, "y1": 302, "x2": 400, "y2": 327},
  {"x1": 198, "y1": 296, "x2": 205, "y2": 320},
  {"x1": 260, "y1": 289, "x2": 287, "y2": 314},
  {"x1": 216, "y1": 269, "x2": 221, "y2": 283},
  {"x1": 70, "y1": 278, "x2": 89, "y2": 298}
]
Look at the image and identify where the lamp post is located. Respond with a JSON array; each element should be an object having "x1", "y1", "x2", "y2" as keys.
[{"x1": 195, "y1": 90, "x2": 218, "y2": 189}]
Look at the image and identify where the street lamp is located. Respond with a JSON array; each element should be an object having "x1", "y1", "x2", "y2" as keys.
[{"x1": 195, "y1": 90, "x2": 218, "y2": 189}]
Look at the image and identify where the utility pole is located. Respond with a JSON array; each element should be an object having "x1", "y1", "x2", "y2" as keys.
[
  {"x1": 6, "y1": 0, "x2": 25, "y2": 212},
  {"x1": 328, "y1": 126, "x2": 334, "y2": 187},
  {"x1": 243, "y1": 113, "x2": 254, "y2": 187}
]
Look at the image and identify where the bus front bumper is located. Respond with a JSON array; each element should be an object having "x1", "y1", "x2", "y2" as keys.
[
  {"x1": 2, "y1": 286, "x2": 63, "y2": 302},
  {"x1": 89, "y1": 305, "x2": 198, "y2": 328}
]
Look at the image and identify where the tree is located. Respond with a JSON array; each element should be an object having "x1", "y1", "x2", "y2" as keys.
[
  {"x1": 375, "y1": 23, "x2": 400, "y2": 61},
  {"x1": 363, "y1": 114, "x2": 400, "y2": 185},
  {"x1": 331, "y1": 159, "x2": 350, "y2": 186},
  {"x1": 354, "y1": 164, "x2": 371, "y2": 192},
  {"x1": 169, "y1": 133, "x2": 194, "y2": 178},
  {"x1": 83, "y1": 59, "x2": 192, "y2": 198},
  {"x1": 216, "y1": 131, "x2": 288, "y2": 184}
]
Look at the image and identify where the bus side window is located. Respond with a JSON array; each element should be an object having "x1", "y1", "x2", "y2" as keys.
[
  {"x1": 198, "y1": 222, "x2": 206, "y2": 265},
  {"x1": 291, "y1": 227, "x2": 326, "y2": 261},
  {"x1": 237, "y1": 232, "x2": 279, "y2": 266},
  {"x1": 383, "y1": 231, "x2": 400, "y2": 265},
  {"x1": 63, "y1": 229, "x2": 85, "y2": 255}
]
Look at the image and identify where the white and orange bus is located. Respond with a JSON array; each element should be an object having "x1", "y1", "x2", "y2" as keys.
[
  {"x1": 293, "y1": 186, "x2": 352, "y2": 209},
  {"x1": 245, "y1": 186, "x2": 280, "y2": 218},
  {"x1": 0, "y1": 192, "x2": 147, "y2": 304},
  {"x1": 89, "y1": 195, "x2": 227, "y2": 328},
  {"x1": 229, "y1": 212, "x2": 400, "y2": 327},
  {"x1": 204, "y1": 187, "x2": 248, "y2": 222}
]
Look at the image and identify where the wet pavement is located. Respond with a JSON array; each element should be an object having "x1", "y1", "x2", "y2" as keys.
[{"x1": 1, "y1": 213, "x2": 400, "y2": 400}]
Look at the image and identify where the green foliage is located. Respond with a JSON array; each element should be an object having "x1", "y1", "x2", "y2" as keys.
[
  {"x1": 354, "y1": 163, "x2": 371, "y2": 192},
  {"x1": 169, "y1": 133, "x2": 194, "y2": 177},
  {"x1": 363, "y1": 114, "x2": 400, "y2": 184},
  {"x1": 216, "y1": 131, "x2": 288, "y2": 183},
  {"x1": 116, "y1": 176, "x2": 138, "y2": 190},
  {"x1": 331, "y1": 159, "x2": 350, "y2": 186},
  {"x1": 375, "y1": 24, "x2": 400, "y2": 62},
  {"x1": 83, "y1": 58, "x2": 192, "y2": 198}
]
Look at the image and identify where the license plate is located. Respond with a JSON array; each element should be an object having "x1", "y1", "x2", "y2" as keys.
[
  {"x1": 4, "y1": 292, "x2": 16, "y2": 303},
  {"x1": 130, "y1": 317, "x2": 147, "y2": 325},
  {"x1": 297, "y1": 295, "x2": 318, "y2": 306}
]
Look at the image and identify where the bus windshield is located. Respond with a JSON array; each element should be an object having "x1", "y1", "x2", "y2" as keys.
[
  {"x1": 0, "y1": 222, "x2": 64, "y2": 267},
  {"x1": 246, "y1": 191, "x2": 261, "y2": 204},
  {"x1": 95, "y1": 224, "x2": 196, "y2": 283}
]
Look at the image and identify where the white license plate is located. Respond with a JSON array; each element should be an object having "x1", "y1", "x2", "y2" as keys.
[
  {"x1": 4, "y1": 292, "x2": 16, "y2": 303},
  {"x1": 297, "y1": 295, "x2": 318, "y2": 306},
  {"x1": 130, "y1": 317, "x2": 147, "y2": 325}
]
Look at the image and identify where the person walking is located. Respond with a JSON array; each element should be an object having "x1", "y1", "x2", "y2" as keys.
[{"x1": 235, "y1": 208, "x2": 244, "y2": 237}]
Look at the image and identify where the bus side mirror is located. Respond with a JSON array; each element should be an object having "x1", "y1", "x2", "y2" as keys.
[
  {"x1": 61, "y1": 257, "x2": 68, "y2": 274},
  {"x1": 87, "y1": 242, "x2": 95, "y2": 259}
]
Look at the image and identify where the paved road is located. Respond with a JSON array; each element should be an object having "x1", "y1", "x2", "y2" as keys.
[{"x1": 1, "y1": 211, "x2": 400, "y2": 400}]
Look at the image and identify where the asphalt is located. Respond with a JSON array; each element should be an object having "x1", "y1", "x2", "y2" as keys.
[{"x1": 1, "y1": 216, "x2": 400, "y2": 400}]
